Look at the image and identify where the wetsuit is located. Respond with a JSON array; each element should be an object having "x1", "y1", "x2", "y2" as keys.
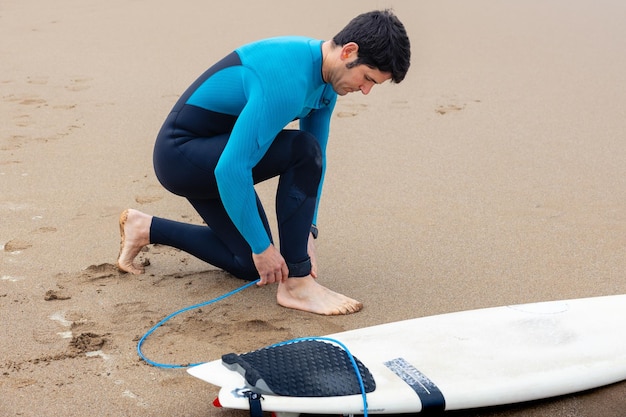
[{"x1": 151, "y1": 36, "x2": 337, "y2": 280}]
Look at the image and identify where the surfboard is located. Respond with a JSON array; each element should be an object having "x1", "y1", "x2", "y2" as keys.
[{"x1": 188, "y1": 294, "x2": 626, "y2": 416}]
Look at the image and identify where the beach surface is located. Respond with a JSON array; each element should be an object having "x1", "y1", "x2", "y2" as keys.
[{"x1": 1, "y1": 0, "x2": 625, "y2": 416}]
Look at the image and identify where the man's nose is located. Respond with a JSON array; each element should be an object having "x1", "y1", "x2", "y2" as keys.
[{"x1": 360, "y1": 83, "x2": 373, "y2": 95}]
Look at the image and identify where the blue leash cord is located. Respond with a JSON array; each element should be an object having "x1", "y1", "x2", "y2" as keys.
[
  {"x1": 136, "y1": 279, "x2": 259, "y2": 368},
  {"x1": 136, "y1": 278, "x2": 369, "y2": 416}
]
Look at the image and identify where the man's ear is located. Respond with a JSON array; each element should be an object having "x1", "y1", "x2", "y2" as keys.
[{"x1": 340, "y1": 42, "x2": 359, "y2": 60}]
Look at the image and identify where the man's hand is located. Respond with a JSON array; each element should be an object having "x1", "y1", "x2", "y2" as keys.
[{"x1": 253, "y1": 244, "x2": 289, "y2": 286}]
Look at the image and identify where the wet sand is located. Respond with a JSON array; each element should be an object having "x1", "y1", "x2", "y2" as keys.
[{"x1": 1, "y1": 1, "x2": 625, "y2": 416}]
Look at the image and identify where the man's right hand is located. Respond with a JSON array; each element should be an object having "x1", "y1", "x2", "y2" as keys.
[{"x1": 253, "y1": 244, "x2": 289, "y2": 286}]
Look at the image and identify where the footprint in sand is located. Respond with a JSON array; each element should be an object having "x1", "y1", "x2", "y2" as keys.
[
  {"x1": 436, "y1": 103, "x2": 465, "y2": 115},
  {"x1": 18, "y1": 97, "x2": 47, "y2": 106},
  {"x1": 1, "y1": 135, "x2": 28, "y2": 151},
  {"x1": 3, "y1": 93, "x2": 46, "y2": 107},
  {"x1": 65, "y1": 78, "x2": 92, "y2": 92},
  {"x1": 336, "y1": 102, "x2": 368, "y2": 118},
  {"x1": 80, "y1": 263, "x2": 121, "y2": 281},
  {"x1": 3, "y1": 228, "x2": 57, "y2": 253},
  {"x1": 112, "y1": 301, "x2": 155, "y2": 333},
  {"x1": 133, "y1": 184, "x2": 165, "y2": 205},
  {"x1": 435, "y1": 98, "x2": 481, "y2": 115},
  {"x1": 135, "y1": 194, "x2": 163, "y2": 204},
  {"x1": 112, "y1": 301, "x2": 151, "y2": 319},
  {"x1": 176, "y1": 312, "x2": 293, "y2": 350},
  {"x1": 13, "y1": 114, "x2": 33, "y2": 127},
  {"x1": 3, "y1": 239, "x2": 32, "y2": 252}
]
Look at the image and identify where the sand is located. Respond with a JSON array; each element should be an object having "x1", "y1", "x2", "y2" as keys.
[{"x1": 2, "y1": 0, "x2": 625, "y2": 416}]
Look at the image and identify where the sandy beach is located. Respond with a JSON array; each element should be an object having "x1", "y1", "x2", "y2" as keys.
[{"x1": 2, "y1": 0, "x2": 626, "y2": 416}]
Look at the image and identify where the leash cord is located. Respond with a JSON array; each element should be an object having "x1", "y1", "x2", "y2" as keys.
[{"x1": 136, "y1": 279, "x2": 259, "y2": 368}]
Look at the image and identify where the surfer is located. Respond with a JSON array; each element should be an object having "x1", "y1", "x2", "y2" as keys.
[{"x1": 116, "y1": 10, "x2": 411, "y2": 315}]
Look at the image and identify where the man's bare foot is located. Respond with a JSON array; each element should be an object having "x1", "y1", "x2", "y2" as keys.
[
  {"x1": 276, "y1": 276, "x2": 363, "y2": 315},
  {"x1": 116, "y1": 209, "x2": 152, "y2": 275}
]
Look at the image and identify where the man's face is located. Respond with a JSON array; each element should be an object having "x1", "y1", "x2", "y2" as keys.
[{"x1": 331, "y1": 62, "x2": 392, "y2": 96}]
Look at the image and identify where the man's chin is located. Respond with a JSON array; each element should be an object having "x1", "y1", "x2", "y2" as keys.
[{"x1": 331, "y1": 86, "x2": 349, "y2": 96}]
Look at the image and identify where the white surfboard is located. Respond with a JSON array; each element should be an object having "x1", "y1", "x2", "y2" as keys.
[{"x1": 188, "y1": 294, "x2": 626, "y2": 416}]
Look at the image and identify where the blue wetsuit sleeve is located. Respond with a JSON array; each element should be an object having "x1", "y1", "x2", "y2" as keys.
[
  {"x1": 214, "y1": 70, "x2": 295, "y2": 255},
  {"x1": 300, "y1": 94, "x2": 336, "y2": 226}
]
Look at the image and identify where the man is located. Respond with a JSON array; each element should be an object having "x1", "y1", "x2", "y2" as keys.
[{"x1": 117, "y1": 10, "x2": 411, "y2": 315}]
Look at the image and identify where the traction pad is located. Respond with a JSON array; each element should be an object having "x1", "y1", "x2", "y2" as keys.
[{"x1": 222, "y1": 340, "x2": 376, "y2": 397}]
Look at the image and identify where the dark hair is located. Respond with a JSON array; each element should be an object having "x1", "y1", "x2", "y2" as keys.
[{"x1": 333, "y1": 9, "x2": 411, "y2": 83}]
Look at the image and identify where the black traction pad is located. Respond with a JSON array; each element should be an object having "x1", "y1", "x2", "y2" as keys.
[{"x1": 222, "y1": 340, "x2": 376, "y2": 397}]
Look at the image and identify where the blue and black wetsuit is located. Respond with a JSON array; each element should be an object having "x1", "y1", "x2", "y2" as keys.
[{"x1": 151, "y1": 36, "x2": 337, "y2": 280}]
